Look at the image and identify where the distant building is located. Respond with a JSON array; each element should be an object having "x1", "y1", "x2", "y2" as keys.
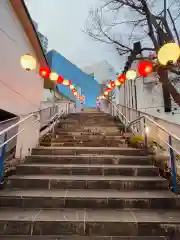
[
  {"x1": 83, "y1": 61, "x2": 116, "y2": 99},
  {"x1": 32, "y1": 20, "x2": 48, "y2": 54},
  {"x1": 47, "y1": 50, "x2": 101, "y2": 107},
  {"x1": 37, "y1": 32, "x2": 48, "y2": 54},
  {"x1": 32, "y1": 20, "x2": 38, "y2": 30},
  {"x1": 83, "y1": 61, "x2": 116, "y2": 85}
]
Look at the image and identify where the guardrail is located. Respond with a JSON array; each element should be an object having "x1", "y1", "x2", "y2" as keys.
[
  {"x1": 108, "y1": 100, "x2": 180, "y2": 194},
  {"x1": 0, "y1": 101, "x2": 75, "y2": 185}
]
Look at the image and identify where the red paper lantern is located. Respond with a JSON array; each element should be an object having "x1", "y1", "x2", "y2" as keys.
[
  {"x1": 72, "y1": 88, "x2": 76, "y2": 93},
  {"x1": 63, "y1": 79, "x2": 71, "y2": 86},
  {"x1": 39, "y1": 67, "x2": 51, "y2": 78},
  {"x1": 110, "y1": 80, "x2": 115, "y2": 88},
  {"x1": 106, "y1": 87, "x2": 111, "y2": 92},
  {"x1": 104, "y1": 91, "x2": 109, "y2": 96},
  {"x1": 117, "y1": 74, "x2": 126, "y2": 84},
  {"x1": 138, "y1": 61, "x2": 153, "y2": 77},
  {"x1": 57, "y1": 76, "x2": 64, "y2": 84},
  {"x1": 68, "y1": 80, "x2": 72, "y2": 86},
  {"x1": 74, "y1": 91, "x2": 78, "y2": 96}
]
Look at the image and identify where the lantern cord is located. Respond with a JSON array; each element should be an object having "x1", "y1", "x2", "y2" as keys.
[
  {"x1": 0, "y1": 78, "x2": 39, "y2": 108},
  {"x1": 0, "y1": 28, "x2": 16, "y2": 42}
]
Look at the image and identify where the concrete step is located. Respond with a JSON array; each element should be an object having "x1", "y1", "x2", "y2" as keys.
[
  {"x1": 0, "y1": 208, "x2": 179, "y2": 236},
  {"x1": 56, "y1": 127, "x2": 121, "y2": 132},
  {"x1": 58, "y1": 122, "x2": 121, "y2": 127},
  {"x1": 0, "y1": 236, "x2": 168, "y2": 240},
  {"x1": 31, "y1": 147, "x2": 150, "y2": 156},
  {"x1": 0, "y1": 189, "x2": 178, "y2": 210},
  {"x1": 53, "y1": 135, "x2": 125, "y2": 141},
  {"x1": 51, "y1": 142, "x2": 127, "y2": 147},
  {"x1": 62, "y1": 118, "x2": 117, "y2": 123},
  {"x1": 52, "y1": 139, "x2": 125, "y2": 144},
  {"x1": 56, "y1": 130, "x2": 121, "y2": 135},
  {"x1": 68, "y1": 113, "x2": 113, "y2": 117},
  {"x1": 16, "y1": 164, "x2": 159, "y2": 177},
  {"x1": 27, "y1": 155, "x2": 153, "y2": 165},
  {"x1": 6, "y1": 175, "x2": 168, "y2": 190}
]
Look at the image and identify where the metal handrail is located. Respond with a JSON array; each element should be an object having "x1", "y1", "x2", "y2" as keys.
[
  {"x1": 110, "y1": 101, "x2": 180, "y2": 143},
  {"x1": 108, "y1": 101, "x2": 180, "y2": 193},
  {"x1": 40, "y1": 112, "x2": 58, "y2": 127},
  {"x1": 109, "y1": 100, "x2": 130, "y2": 124},
  {"x1": 129, "y1": 115, "x2": 180, "y2": 143},
  {"x1": 0, "y1": 116, "x2": 19, "y2": 125},
  {"x1": 0, "y1": 113, "x2": 36, "y2": 138},
  {"x1": 0, "y1": 118, "x2": 39, "y2": 149},
  {"x1": 129, "y1": 115, "x2": 180, "y2": 156},
  {"x1": 0, "y1": 102, "x2": 74, "y2": 185},
  {"x1": 118, "y1": 103, "x2": 180, "y2": 127},
  {"x1": 0, "y1": 101, "x2": 74, "y2": 148}
]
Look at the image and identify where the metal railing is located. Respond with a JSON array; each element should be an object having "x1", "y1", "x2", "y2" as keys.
[
  {"x1": 39, "y1": 105, "x2": 58, "y2": 128},
  {"x1": 0, "y1": 101, "x2": 75, "y2": 184},
  {"x1": 0, "y1": 117, "x2": 20, "y2": 154},
  {"x1": 108, "y1": 100, "x2": 180, "y2": 193}
]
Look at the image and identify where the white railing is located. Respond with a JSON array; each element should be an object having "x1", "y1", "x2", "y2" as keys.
[
  {"x1": 0, "y1": 101, "x2": 75, "y2": 184},
  {"x1": 39, "y1": 105, "x2": 58, "y2": 128},
  {"x1": 0, "y1": 117, "x2": 19, "y2": 154},
  {"x1": 107, "y1": 100, "x2": 180, "y2": 194}
]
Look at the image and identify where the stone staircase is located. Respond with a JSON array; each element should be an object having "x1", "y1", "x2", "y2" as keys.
[{"x1": 0, "y1": 111, "x2": 180, "y2": 239}]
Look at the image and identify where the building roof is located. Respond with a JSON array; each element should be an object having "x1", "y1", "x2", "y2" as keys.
[{"x1": 10, "y1": 0, "x2": 55, "y2": 90}]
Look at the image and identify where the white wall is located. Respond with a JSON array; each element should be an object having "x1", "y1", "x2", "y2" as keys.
[
  {"x1": 43, "y1": 89, "x2": 54, "y2": 101},
  {"x1": 0, "y1": 0, "x2": 44, "y2": 116},
  {"x1": 116, "y1": 60, "x2": 180, "y2": 125}
]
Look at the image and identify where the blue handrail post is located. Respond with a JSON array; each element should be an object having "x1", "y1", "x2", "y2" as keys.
[
  {"x1": 143, "y1": 117, "x2": 148, "y2": 148},
  {"x1": 0, "y1": 133, "x2": 7, "y2": 185},
  {"x1": 168, "y1": 135, "x2": 177, "y2": 193}
]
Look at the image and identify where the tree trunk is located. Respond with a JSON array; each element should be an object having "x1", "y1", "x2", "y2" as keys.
[{"x1": 158, "y1": 67, "x2": 180, "y2": 108}]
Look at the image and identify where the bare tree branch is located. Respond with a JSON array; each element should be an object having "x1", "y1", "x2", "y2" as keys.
[
  {"x1": 167, "y1": 9, "x2": 180, "y2": 45},
  {"x1": 84, "y1": 0, "x2": 180, "y2": 106}
]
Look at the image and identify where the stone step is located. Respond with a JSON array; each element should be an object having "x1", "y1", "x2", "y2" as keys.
[
  {"x1": 57, "y1": 129, "x2": 92, "y2": 133},
  {"x1": 56, "y1": 127, "x2": 121, "y2": 132},
  {"x1": 16, "y1": 164, "x2": 159, "y2": 176},
  {"x1": 53, "y1": 135, "x2": 125, "y2": 141},
  {"x1": 27, "y1": 155, "x2": 153, "y2": 165},
  {"x1": 6, "y1": 175, "x2": 168, "y2": 190},
  {"x1": 0, "y1": 189, "x2": 178, "y2": 209},
  {"x1": 51, "y1": 142, "x2": 127, "y2": 147},
  {"x1": 52, "y1": 139, "x2": 125, "y2": 144},
  {"x1": 58, "y1": 122, "x2": 121, "y2": 127},
  {"x1": 59, "y1": 119, "x2": 118, "y2": 123},
  {"x1": 56, "y1": 131, "x2": 121, "y2": 136},
  {"x1": 31, "y1": 147, "x2": 150, "y2": 156},
  {"x1": 0, "y1": 208, "x2": 179, "y2": 236},
  {"x1": 68, "y1": 113, "x2": 112, "y2": 117},
  {"x1": 0, "y1": 236, "x2": 167, "y2": 240}
]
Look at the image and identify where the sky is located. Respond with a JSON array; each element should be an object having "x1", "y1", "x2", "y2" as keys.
[{"x1": 25, "y1": 0, "x2": 123, "y2": 71}]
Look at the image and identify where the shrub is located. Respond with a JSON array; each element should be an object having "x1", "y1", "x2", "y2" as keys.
[{"x1": 129, "y1": 135, "x2": 154, "y2": 148}]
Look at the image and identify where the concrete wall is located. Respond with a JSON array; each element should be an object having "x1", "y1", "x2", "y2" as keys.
[
  {"x1": 0, "y1": 0, "x2": 44, "y2": 116},
  {"x1": 43, "y1": 89, "x2": 54, "y2": 101}
]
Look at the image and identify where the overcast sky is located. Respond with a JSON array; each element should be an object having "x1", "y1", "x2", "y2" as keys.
[{"x1": 25, "y1": 0, "x2": 123, "y2": 71}]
